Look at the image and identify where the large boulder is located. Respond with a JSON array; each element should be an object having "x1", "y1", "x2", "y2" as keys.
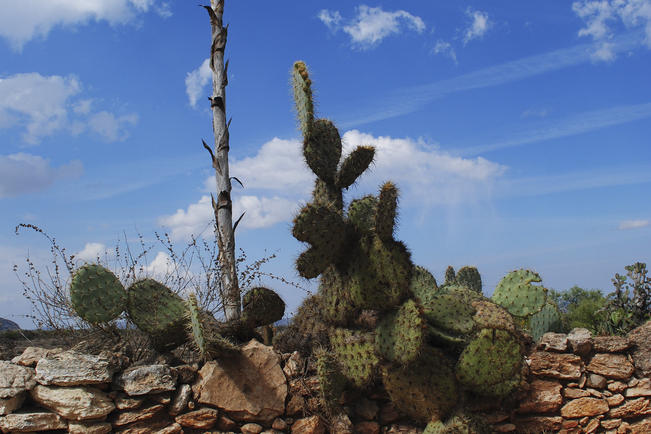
[{"x1": 192, "y1": 339, "x2": 287, "y2": 423}]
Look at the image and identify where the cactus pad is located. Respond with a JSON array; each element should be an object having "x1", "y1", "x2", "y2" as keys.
[
  {"x1": 529, "y1": 300, "x2": 562, "y2": 341},
  {"x1": 409, "y1": 265, "x2": 438, "y2": 305},
  {"x1": 70, "y1": 264, "x2": 126, "y2": 323},
  {"x1": 314, "y1": 348, "x2": 347, "y2": 412},
  {"x1": 456, "y1": 328, "x2": 523, "y2": 397},
  {"x1": 348, "y1": 195, "x2": 378, "y2": 232},
  {"x1": 334, "y1": 146, "x2": 375, "y2": 189},
  {"x1": 375, "y1": 182, "x2": 398, "y2": 241},
  {"x1": 304, "y1": 119, "x2": 341, "y2": 183},
  {"x1": 375, "y1": 299, "x2": 426, "y2": 365},
  {"x1": 292, "y1": 61, "x2": 314, "y2": 137},
  {"x1": 423, "y1": 294, "x2": 476, "y2": 336},
  {"x1": 382, "y1": 346, "x2": 458, "y2": 423},
  {"x1": 330, "y1": 328, "x2": 379, "y2": 388},
  {"x1": 242, "y1": 286, "x2": 285, "y2": 328},
  {"x1": 456, "y1": 266, "x2": 482, "y2": 294},
  {"x1": 127, "y1": 278, "x2": 187, "y2": 351},
  {"x1": 471, "y1": 300, "x2": 516, "y2": 333},
  {"x1": 492, "y1": 269, "x2": 547, "y2": 318}
]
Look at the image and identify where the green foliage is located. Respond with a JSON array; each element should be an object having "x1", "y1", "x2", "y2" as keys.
[
  {"x1": 602, "y1": 262, "x2": 651, "y2": 334},
  {"x1": 69, "y1": 264, "x2": 126, "y2": 324},
  {"x1": 548, "y1": 286, "x2": 607, "y2": 333}
]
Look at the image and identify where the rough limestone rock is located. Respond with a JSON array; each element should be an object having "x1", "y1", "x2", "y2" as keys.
[
  {"x1": 240, "y1": 422, "x2": 263, "y2": 434},
  {"x1": 0, "y1": 362, "x2": 36, "y2": 399},
  {"x1": 68, "y1": 421, "x2": 112, "y2": 434},
  {"x1": 560, "y1": 397, "x2": 609, "y2": 418},
  {"x1": 514, "y1": 416, "x2": 563, "y2": 433},
  {"x1": 517, "y1": 380, "x2": 563, "y2": 413},
  {"x1": 169, "y1": 384, "x2": 192, "y2": 416},
  {"x1": 0, "y1": 411, "x2": 67, "y2": 432},
  {"x1": 587, "y1": 353, "x2": 635, "y2": 380},
  {"x1": 193, "y1": 340, "x2": 287, "y2": 423},
  {"x1": 35, "y1": 350, "x2": 116, "y2": 386},
  {"x1": 628, "y1": 320, "x2": 651, "y2": 377},
  {"x1": 567, "y1": 328, "x2": 593, "y2": 355},
  {"x1": 608, "y1": 397, "x2": 650, "y2": 419},
  {"x1": 110, "y1": 403, "x2": 164, "y2": 427},
  {"x1": 528, "y1": 352, "x2": 583, "y2": 380},
  {"x1": 626, "y1": 378, "x2": 651, "y2": 397},
  {"x1": 30, "y1": 384, "x2": 115, "y2": 421},
  {"x1": 587, "y1": 373, "x2": 607, "y2": 389},
  {"x1": 593, "y1": 336, "x2": 631, "y2": 353},
  {"x1": 537, "y1": 333, "x2": 568, "y2": 352},
  {"x1": 114, "y1": 364, "x2": 177, "y2": 396},
  {"x1": 291, "y1": 415, "x2": 326, "y2": 434},
  {"x1": 11, "y1": 347, "x2": 63, "y2": 367},
  {"x1": 0, "y1": 393, "x2": 24, "y2": 416},
  {"x1": 174, "y1": 408, "x2": 218, "y2": 429}
]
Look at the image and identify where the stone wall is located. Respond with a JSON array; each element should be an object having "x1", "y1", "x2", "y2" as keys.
[{"x1": 0, "y1": 321, "x2": 649, "y2": 434}]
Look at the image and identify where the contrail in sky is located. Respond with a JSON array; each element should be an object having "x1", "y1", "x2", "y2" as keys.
[{"x1": 339, "y1": 31, "x2": 643, "y2": 128}]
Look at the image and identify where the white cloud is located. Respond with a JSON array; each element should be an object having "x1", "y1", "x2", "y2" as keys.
[
  {"x1": 340, "y1": 130, "x2": 506, "y2": 205},
  {"x1": 319, "y1": 5, "x2": 425, "y2": 49},
  {"x1": 158, "y1": 194, "x2": 298, "y2": 240},
  {"x1": 318, "y1": 9, "x2": 342, "y2": 31},
  {"x1": 0, "y1": 72, "x2": 138, "y2": 144},
  {"x1": 572, "y1": 0, "x2": 651, "y2": 61},
  {"x1": 74, "y1": 242, "x2": 108, "y2": 263},
  {"x1": 87, "y1": 111, "x2": 139, "y2": 142},
  {"x1": 463, "y1": 8, "x2": 493, "y2": 44},
  {"x1": 619, "y1": 219, "x2": 650, "y2": 230},
  {"x1": 143, "y1": 251, "x2": 175, "y2": 279},
  {"x1": 0, "y1": 153, "x2": 83, "y2": 198},
  {"x1": 0, "y1": 0, "x2": 172, "y2": 51},
  {"x1": 432, "y1": 40, "x2": 458, "y2": 64},
  {"x1": 185, "y1": 58, "x2": 212, "y2": 109}
]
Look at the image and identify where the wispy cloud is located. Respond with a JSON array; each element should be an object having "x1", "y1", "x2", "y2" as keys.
[
  {"x1": 619, "y1": 219, "x2": 650, "y2": 230},
  {"x1": 432, "y1": 40, "x2": 458, "y2": 64},
  {"x1": 460, "y1": 101, "x2": 651, "y2": 156},
  {"x1": 339, "y1": 31, "x2": 643, "y2": 127},
  {"x1": 573, "y1": 0, "x2": 651, "y2": 61},
  {"x1": 0, "y1": 0, "x2": 172, "y2": 51},
  {"x1": 463, "y1": 8, "x2": 493, "y2": 44},
  {"x1": 318, "y1": 5, "x2": 425, "y2": 50},
  {"x1": 521, "y1": 108, "x2": 549, "y2": 119},
  {"x1": 496, "y1": 165, "x2": 651, "y2": 198}
]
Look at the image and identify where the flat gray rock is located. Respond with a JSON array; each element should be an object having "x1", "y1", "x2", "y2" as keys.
[
  {"x1": 35, "y1": 350, "x2": 117, "y2": 386},
  {"x1": 114, "y1": 364, "x2": 177, "y2": 396}
]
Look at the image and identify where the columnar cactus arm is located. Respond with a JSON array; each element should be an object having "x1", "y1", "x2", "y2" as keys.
[
  {"x1": 292, "y1": 61, "x2": 314, "y2": 137},
  {"x1": 335, "y1": 146, "x2": 375, "y2": 189},
  {"x1": 375, "y1": 182, "x2": 398, "y2": 242}
]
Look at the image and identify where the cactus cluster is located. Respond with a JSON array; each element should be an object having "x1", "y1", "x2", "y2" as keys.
[
  {"x1": 281, "y1": 61, "x2": 560, "y2": 427},
  {"x1": 69, "y1": 263, "x2": 284, "y2": 356}
]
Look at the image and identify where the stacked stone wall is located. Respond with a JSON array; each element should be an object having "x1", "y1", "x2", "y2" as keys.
[{"x1": 1, "y1": 322, "x2": 650, "y2": 433}]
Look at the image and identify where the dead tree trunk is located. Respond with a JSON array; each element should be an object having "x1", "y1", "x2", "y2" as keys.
[{"x1": 203, "y1": 0, "x2": 241, "y2": 321}]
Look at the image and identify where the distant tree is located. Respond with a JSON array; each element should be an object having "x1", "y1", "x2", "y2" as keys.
[
  {"x1": 601, "y1": 262, "x2": 651, "y2": 335},
  {"x1": 548, "y1": 286, "x2": 607, "y2": 333}
]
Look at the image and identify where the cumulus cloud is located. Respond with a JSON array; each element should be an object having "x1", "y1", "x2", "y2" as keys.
[
  {"x1": 619, "y1": 219, "x2": 650, "y2": 230},
  {"x1": 74, "y1": 242, "x2": 109, "y2": 263},
  {"x1": 572, "y1": 0, "x2": 651, "y2": 61},
  {"x1": 318, "y1": 5, "x2": 425, "y2": 49},
  {"x1": 185, "y1": 58, "x2": 212, "y2": 109},
  {"x1": 432, "y1": 40, "x2": 458, "y2": 64},
  {"x1": 463, "y1": 8, "x2": 493, "y2": 44},
  {"x1": 158, "y1": 194, "x2": 297, "y2": 240},
  {"x1": 0, "y1": 153, "x2": 83, "y2": 198},
  {"x1": 0, "y1": 0, "x2": 172, "y2": 51},
  {"x1": 159, "y1": 131, "x2": 506, "y2": 239},
  {"x1": 0, "y1": 72, "x2": 138, "y2": 144}
]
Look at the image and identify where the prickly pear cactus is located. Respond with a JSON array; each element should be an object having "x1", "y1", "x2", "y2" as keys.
[
  {"x1": 70, "y1": 264, "x2": 126, "y2": 323},
  {"x1": 529, "y1": 300, "x2": 562, "y2": 341},
  {"x1": 492, "y1": 269, "x2": 547, "y2": 318},
  {"x1": 241, "y1": 286, "x2": 285, "y2": 328},
  {"x1": 127, "y1": 278, "x2": 188, "y2": 351},
  {"x1": 286, "y1": 60, "x2": 534, "y2": 428}
]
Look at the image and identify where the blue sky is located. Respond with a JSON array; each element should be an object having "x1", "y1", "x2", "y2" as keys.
[{"x1": 1, "y1": 1, "x2": 651, "y2": 329}]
